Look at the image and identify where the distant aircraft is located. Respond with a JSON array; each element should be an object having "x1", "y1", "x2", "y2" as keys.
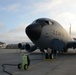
[{"x1": 18, "y1": 18, "x2": 76, "y2": 59}]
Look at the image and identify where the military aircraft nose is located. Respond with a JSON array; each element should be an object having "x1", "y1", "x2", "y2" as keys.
[{"x1": 25, "y1": 23, "x2": 42, "y2": 41}]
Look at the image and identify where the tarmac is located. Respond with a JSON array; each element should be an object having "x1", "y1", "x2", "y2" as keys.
[{"x1": 0, "y1": 49, "x2": 76, "y2": 75}]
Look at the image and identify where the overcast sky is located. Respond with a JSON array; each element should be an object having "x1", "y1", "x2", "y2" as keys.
[{"x1": 0, "y1": 0, "x2": 76, "y2": 44}]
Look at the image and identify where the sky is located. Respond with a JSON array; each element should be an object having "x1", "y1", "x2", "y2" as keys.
[{"x1": 0, "y1": 0, "x2": 76, "y2": 44}]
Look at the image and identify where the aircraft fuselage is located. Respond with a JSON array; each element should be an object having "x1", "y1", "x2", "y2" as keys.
[{"x1": 26, "y1": 18, "x2": 74, "y2": 51}]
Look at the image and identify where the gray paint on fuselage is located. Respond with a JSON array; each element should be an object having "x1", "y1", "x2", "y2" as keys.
[{"x1": 32, "y1": 19, "x2": 74, "y2": 49}]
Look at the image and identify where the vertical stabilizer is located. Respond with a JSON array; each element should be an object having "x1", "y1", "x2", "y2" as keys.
[{"x1": 69, "y1": 23, "x2": 71, "y2": 35}]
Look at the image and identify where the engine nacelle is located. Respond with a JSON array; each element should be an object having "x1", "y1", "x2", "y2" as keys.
[
  {"x1": 18, "y1": 43, "x2": 26, "y2": 49},
  {"x1": 66, "y1": 41, "x2": 76, "y2": 49},
  {"x1": 24, "y1": 43, "x2": 37, "y2": 52}
]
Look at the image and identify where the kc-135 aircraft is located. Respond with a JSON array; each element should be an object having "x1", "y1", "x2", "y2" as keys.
[{"x1": 18, "y1": 18, "x2": 76, "y2": 59}]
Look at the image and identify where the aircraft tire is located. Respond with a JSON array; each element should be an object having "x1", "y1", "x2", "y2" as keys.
[
  {"x1": 45, "y1": 53, "x2": 49, "y2": 59},
  {"x1": 18, "y1": 63, "x2": 22, "y2": 69},
  {"x1": 27, "y1": 56, "x2": 30, "y2": 66},
  {"x1": 24, "y1": 64, "x2": 28, "y2": 70},
  {"x1": 64, "y1": 49, "x2": 67, "y2": 52},
  {"x1": 50, "y1": 53, "x2": 54, "y2": 59}
]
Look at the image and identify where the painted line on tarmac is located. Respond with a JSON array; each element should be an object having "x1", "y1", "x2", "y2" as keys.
[
  {"x1": 28, "y1": 61, "x2": 43, "y2": 70},
  {"x1": 13, "y1": 58, "x2": 55, "y2": 75},
  {"x1": 13, "y1": 61, "x2": 43, "y2": 75}
]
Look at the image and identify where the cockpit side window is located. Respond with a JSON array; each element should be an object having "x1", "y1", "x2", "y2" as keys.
[{"x1": 49, "y1": 21, "x2": 53, "y2": 25}]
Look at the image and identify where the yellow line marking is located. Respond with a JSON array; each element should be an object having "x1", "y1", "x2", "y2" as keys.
[
  {"x1": 43, "y1": 58, "x2": 55, "y2": 61},
  {"x1": 28, "y1": 61, "x2": 43, "y2": 70},
  {"x1": 13, "y1": 58, "x2": 55, "y2": 75},
  {"x1": 13, "y1": 61, "x2": 43, "y2": 75}
]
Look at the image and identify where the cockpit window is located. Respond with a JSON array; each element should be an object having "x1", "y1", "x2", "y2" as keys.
[
  {"x1": 45, "y1": 20, "x2": 49, "y2": 24},
  {"x1": 49, "y1": 21, "x2": 54, "y2": 25},
  {"x1": 32, "y1": 19, "x2": 54, "y2": 28},
  {"x1": 33, "y1": 19, "x2": 46, "y2": 24},
  {"x1": 33, "y1": 19, "x2": 53, "y2": 24}
]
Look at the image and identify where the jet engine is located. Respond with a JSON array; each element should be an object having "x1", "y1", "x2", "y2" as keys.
[
  {"x1": 18, "y1": 43, "x2": 26, "y2": 49},
  {"x1": 66, "y1": 41, "x2": 76, "y2": 49},
  {"x1": 24, "y1": 43, "x2": 37, "y2": 52}
]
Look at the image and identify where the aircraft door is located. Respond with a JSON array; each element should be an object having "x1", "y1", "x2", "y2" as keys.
[{"x1": 51, "y1": 39, "x2": 65, "y2": 52}]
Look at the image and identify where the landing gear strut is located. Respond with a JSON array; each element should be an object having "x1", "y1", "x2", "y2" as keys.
[{"x1": 45, "y1": 48, "x2": 57, "y2": 59}]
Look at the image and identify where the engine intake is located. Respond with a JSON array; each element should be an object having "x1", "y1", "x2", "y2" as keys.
[
  {"x1": 24, "y1": 43, "x2": 37, "y2": 52},
  {"x1": 18, "y1": 43, "x2": 37, "y2": 52},
  {"x1": 18, "y1": 43, "x2": 26, "y2": 49},
  {"x1": 66, "y1": 41, "x2": 76, "y2": 49}
]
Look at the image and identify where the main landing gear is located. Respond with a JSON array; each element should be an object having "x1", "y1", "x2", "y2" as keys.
[{"x1": 45, "y1": 48, "x2": 57, "y2": 59}]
